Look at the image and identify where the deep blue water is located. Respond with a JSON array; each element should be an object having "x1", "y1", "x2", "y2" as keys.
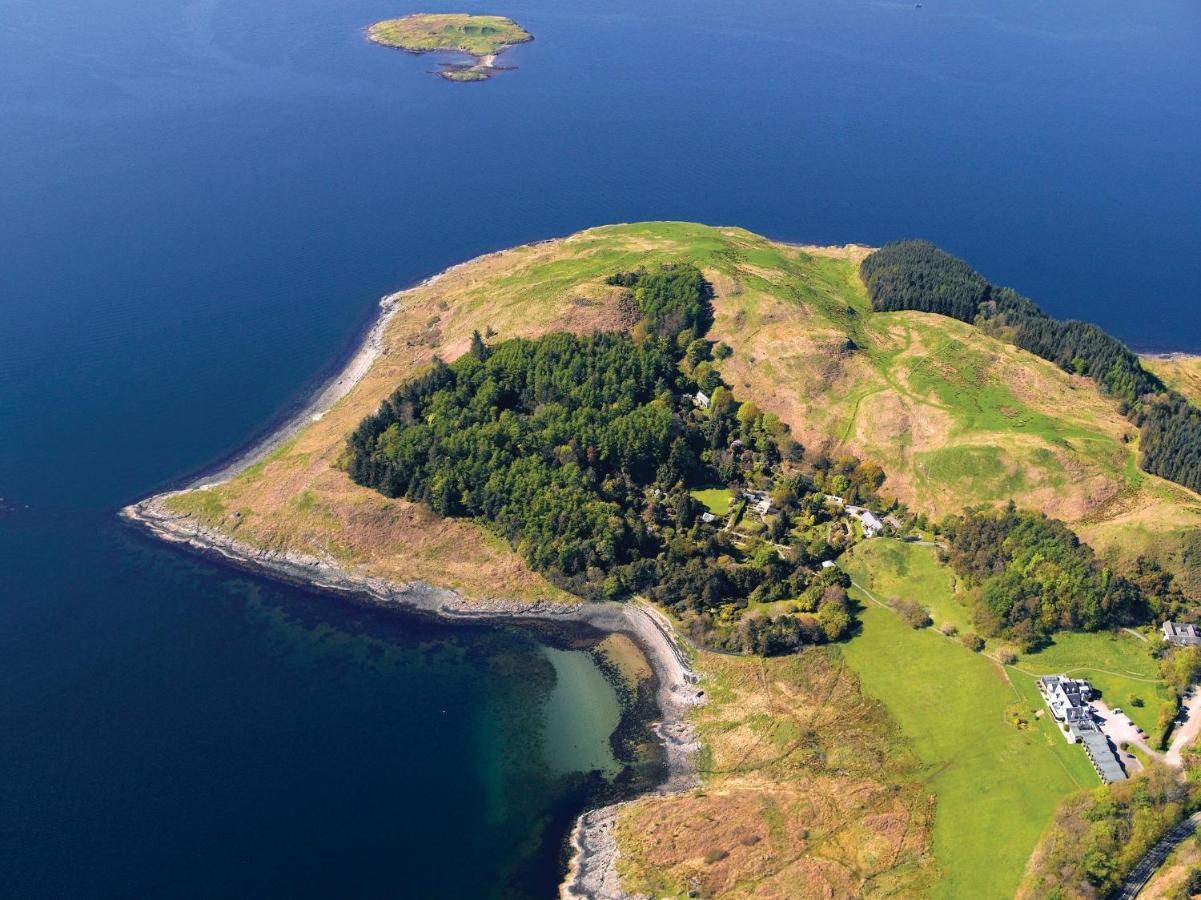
[{"x1": 2, "y1": 0, "x2": 1198, "y2": 894}]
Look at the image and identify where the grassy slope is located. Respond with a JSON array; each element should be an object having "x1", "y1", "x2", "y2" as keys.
[
  {"x1": 165, "y1": 220, "x2": 1201, "y2": 592},
  {"x1": 841, "y1": 541, "x2": 1099, "y2": 898},
  {"x1": 701, "y1": 240, "x2": 1201, "y2": 591},
  {"x1": 842, "y1": 538, "x2": 974, "y2": 635},
  {"x1": 367, "y1": 14, "x2": 532, "y2": 57},
  {"x1": 1143, "y1": 354, "x2": 1201, "y2": 407}
]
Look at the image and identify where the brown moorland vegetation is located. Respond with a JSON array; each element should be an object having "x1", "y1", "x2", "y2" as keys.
[{"x1": 614, "y1": 649, "x2": 937, "y2": 897}]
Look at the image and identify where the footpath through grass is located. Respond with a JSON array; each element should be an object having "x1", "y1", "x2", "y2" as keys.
[
  {"x1": 843, "y1": 542, "x2": 1170, "y2": 734},
  {"x1": 845, "y1": 538, "x2": 974, "y2": 634},
  {"x1": 840, "y1": 542, "x2": 1095, "y2": 899}
]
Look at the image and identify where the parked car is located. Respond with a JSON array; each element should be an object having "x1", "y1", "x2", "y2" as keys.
[{"x1": 1113, "y1": 707, "x2": 1123, "y2": 716}]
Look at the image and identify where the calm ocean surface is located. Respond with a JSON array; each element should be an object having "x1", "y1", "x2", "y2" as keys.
[{"x1": 1, "y1": 0, "x2": 1198, "y2": 894}]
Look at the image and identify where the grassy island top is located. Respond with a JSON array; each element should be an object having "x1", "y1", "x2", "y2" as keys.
[{"x1": 367, "y1": 14, "x2": 532, "y2": 57}]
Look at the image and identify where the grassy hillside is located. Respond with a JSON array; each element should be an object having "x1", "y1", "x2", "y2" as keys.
[
  {"x1": 840, "y1": 541, "x2": 1100, "y2": 898},
  {"x1": 165, "y1": 221, "x2": 1200, "y2": 600}
]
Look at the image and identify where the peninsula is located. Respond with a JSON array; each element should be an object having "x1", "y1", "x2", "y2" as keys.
[
  {"x1": 367, "y1": 14, "x2": 533, "y2": 81},
  {"x1": 125, "y1": 223, "x2": 1201, "y2": 898}
]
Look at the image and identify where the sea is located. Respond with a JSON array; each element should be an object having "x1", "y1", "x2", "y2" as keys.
[{"x1": 1, "y1": 0, "x2": 1198, "y2": 895}]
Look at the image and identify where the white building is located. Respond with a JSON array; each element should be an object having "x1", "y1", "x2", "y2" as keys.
[
  {"x1": 1038, "y1": 675, "x2": 1094, "y2": 727},
  {"x1": 859, "y1": 511, "x2": 884, "y2": 537},
  {"x1": 743, "y1": 490, "x2": 772, "y2": 516},
  {"x1": 1163, "y1": 621, "x2": 1201, "y2": 646}
]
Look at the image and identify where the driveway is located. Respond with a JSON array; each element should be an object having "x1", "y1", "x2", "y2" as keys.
[
  {"x1": 1092, "y1": 700, "x2": 1154, "y2": 773},
  {"x1": 1092, "y1": 690, "x2": 1201, "y2": 773}
]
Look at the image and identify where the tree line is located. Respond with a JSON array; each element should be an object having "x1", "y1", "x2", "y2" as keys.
[
  {"x1": 1019, "y1": 765, "x2": 1193, "y2": 899},
  {"x1": 861, "y1": 240, "x2": 1201, "y2": 495}
]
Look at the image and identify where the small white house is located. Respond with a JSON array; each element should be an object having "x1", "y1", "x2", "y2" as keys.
[
  {"x1": 821, "y1": 560, "x2": 836, "y2": 570},
  {"x1": 860, "y1": 511, "x2": 884, "y2": 538},
  {"x1": 701, "y1": 511, "x2": 717, "y2": 524},
  {"x1": 742, "y1": 490, "x2": 772, "y2": 516},
  {"x1": 694, "y1": 390, "x2": 711, "y2": 410}
]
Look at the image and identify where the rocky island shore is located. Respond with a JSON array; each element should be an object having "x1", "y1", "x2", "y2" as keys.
[{"x1": 367, "y1": 14, "x2": 533, "y2": 82}]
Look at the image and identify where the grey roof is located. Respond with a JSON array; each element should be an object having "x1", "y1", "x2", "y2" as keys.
[
  {"x1": 1075, "y1": 729, "x2": 1128, "y2": 782},
  {"x1": 1164, "y1": 621, "x2": 1201, "y2": 644}
]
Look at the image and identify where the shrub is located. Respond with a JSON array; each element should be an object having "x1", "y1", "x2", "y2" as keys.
[
  {"x1": 961, "y1": 633, "x2": 985, "y2": 652},
  {"x1": 940, "y1": 623, "x2": 958, "y2": 637},
  {"x1": 997, "y1": 650, "x2": 1017, "y2": 666},
  {"x1": 893, "y1": 597, "x2": 932, "y2": 629}
]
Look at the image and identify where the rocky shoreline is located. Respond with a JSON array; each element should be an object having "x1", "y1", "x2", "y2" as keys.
[
  {"x1": 121, "y1": 495, "x2": 703, "y2": 899},
  {"x1": 121, "y1": 264, "x2": 705, "y2": 899}
]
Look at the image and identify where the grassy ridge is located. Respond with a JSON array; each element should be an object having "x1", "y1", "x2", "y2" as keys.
[
  {"x1": 1144, "y1": 354, "x2": 1201, "y2": 407},
  {"x1": 163, "y1": 219, "x2": 1200, "y2": 598}
]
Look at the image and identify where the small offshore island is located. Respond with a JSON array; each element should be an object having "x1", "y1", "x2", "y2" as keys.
[
  {"x1": 126, "y1": 223, "x2": 1201, "y2": 899},
  {"x1": 367, "y1": 14, "x2": 533, "y2": 82}
]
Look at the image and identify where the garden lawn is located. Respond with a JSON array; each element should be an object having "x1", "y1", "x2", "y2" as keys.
[
  {"x1": 690, "y1": 487, "x2": 733, "y2": 516},
  {"x1": 841, "y1": 546, "x2": 1093, "y2": 898}
]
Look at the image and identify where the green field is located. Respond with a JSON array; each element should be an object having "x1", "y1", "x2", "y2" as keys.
[
  {"x1": 690, "y1": 487, "x2": 733, "y2": 516},
  {"x1": 1014, "y1": 631, "x2": 1171, "y2": 736},
  {"x1": 841, "y1": 542, "x2": 1096, "y2": 898},
  {"x1": 845, "y1": 539, "x2": 975, "y2": 635},
  {"x1": 837, "y1": 541, "x2": 1171, "y2": 734}
]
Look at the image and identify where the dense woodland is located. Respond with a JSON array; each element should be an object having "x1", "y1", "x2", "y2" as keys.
[
  {"x1": 861, "y1": 241, "x2": 1201, "y2": 494},
  {"x1": 348, "y1": 265, "x2": 859, "y2": 654},
  {"x1": 940, "y1": 505, "x2": 1160, "y2": 648}
]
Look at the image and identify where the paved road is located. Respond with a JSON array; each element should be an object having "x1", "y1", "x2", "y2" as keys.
[{"x1": 1115, "y1": 811, "x2": 1201, "y2": 899}]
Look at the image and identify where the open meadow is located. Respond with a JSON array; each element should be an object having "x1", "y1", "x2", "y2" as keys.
[{"x1": 841, "y1": 541, "x2": 1099, "y2": 898}]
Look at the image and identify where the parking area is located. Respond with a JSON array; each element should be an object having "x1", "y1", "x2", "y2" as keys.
[{"x1": 1091, "y1": 699, "x2": 1153, "y2": 773}]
